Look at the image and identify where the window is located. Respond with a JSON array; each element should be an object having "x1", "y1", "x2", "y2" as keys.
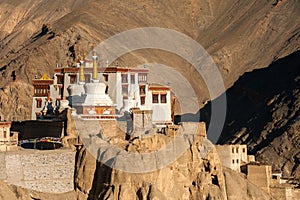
[
  {"x1": 236, "y1": 159, "x2": 239, "y2": 164},
  {"x1": 232, "y1": 148, "x2": 235, "y2": 154},
  {"x1": 56, "y1": 74, "x2": 63, "y2": 84},
  {"x1": 140, "y1": 85, "x2": 146, "y2": 95},
  {"x1": 152, "y1": 94, "x2": 159, "y2": 103},
  {"x1": 232, "y1": 159, "x2": 235, "y2": 164},
  {"x1": 3, "y1": 130, "x2": 7, "y2": 139},
  {"x1": 138, "y1": 73, "x2": 147, "y2": 83},
  {"x1": 36, "y1": 99, "x2": 42, "y2": 108},
  {"x1": 122, "y1": 85, "x2": 128, "y2": 96},
  {"x1": 85, "y1": 74, "x2": 91, "y2": 82},
  {"x1": 140, "y1": 96, "x2": 145, "y2": 105},
  {"x1": 103, "y1": 74, "x2": 108, "y2": 82},
  {"x1": 130, "y1": 74, "x2": 135, "y2": 84},
  {"x1": 236, "y1": 147, "x2": 239, "y2": 153},
  {"x1": 161, "y1": 94, "x2": 167, "y2": 103},
  {"x1": 121, "y1": 74, "x2": 128, "y2": 83},
  {"x1": 69, "y1": 74, "x2": 77, "y2": 84},
  {"x1": 242, "y1": 148, "x2": 245, "y2": 153},
  {"x1": 58, "y1": 86, "x2": 63, "y2": 96}
]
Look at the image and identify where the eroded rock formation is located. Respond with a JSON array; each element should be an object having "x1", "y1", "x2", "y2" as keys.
[{"x1": 74, "y1": 122, "x2": 225, "y2": 199}]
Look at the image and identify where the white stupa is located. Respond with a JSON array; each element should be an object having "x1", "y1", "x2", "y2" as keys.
[
  {"x1": 83, "y1": 82, "x2": 113, "y2": 106},
  {"x1": 82, "y1": 51, "x2": 113, "y2": 106}
]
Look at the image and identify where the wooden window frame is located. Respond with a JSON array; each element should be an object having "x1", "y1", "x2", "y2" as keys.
[
  {"x1": 36, "y1": 98, "x2": 42, "y2": 108},
  {"x1": 140, "y1": 96, "x2": 145, "y2": 105},
  {"x1": 152, "y1": 94, "x2": 159, "y2": 103},
  {"x1": 160, "y1": 94, "x2": 167, "y2": 103}
]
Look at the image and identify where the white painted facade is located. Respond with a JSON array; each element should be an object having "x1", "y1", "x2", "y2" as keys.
[
  {"x1": 0, "y1": 122, "x2": 19, "y2": 151},
  {"x1": 215, "y1": 144, "x2": 249, "y2": 172},
  {"x1": 32, "y1": 60, "x2": 173, "y2": 126}
]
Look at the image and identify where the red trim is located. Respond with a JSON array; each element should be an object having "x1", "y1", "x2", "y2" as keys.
[
  {"x1": 32, "y1": 80, "x2": 54, "y2": 85},
  {"x1": 0, "y1": 122, "x2": 12, "y2": 126},
  {"x1": 54, "y1": 67, "x2": 149, "y2": 74},
  {"x1": 149, "y1": 86, "x2": 171, "y2": 91}
]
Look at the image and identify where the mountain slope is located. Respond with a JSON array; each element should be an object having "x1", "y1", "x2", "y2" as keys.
[
  {"x1": 0, "y1": 0, "x2": 299, "y2": 120},
  {"x1": 216, "y1": 51, "x2": 300, "y2": 179}
]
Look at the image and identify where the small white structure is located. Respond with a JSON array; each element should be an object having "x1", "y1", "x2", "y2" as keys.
[
  {"x1": 215, "y1": 144, "x2": 250, "y2": 172},
  {"x1": 0, "y1": 121, "x2": 19, "y2": 151}
]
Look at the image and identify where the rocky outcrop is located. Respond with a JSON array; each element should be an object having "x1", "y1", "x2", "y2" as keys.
[
  {"x1": 223, "y1": 168, "x2": 274, "y2": 200},
  {"x1": 72, "y1": 121, "x2": 273, "y2": 200},
  {"x1": 74, "y1": 122, "x2": 227, "y2": 200}
]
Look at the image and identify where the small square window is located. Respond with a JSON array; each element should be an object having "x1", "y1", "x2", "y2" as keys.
[
  {"x1": 122, "y1": 85, "x2": 128, "y2": 96},
  {"x1": 103, "y1": 74, "x2": 109, "y2": 82},
  {"x1": 161, "y1": 94, "x2": 167, "y2": 103},
  {"x1": 140, "y1": 96, "x2": 145, "y2": 105},
  {"x1": 56, "y1": 74, "x2": 63, "y2": 84},
  {"x1": 130, "y1": 74, "x2": 135, "y2": 84},
  {"x1": 140, "y1": 85, "x2": 146, "y2": 95},
  {"x1": 85, "y1": 74, "x2": 91, "y2": 82},
  {"x1": 69, "y1": 74, "x2": 77, "y2": 84},
  {"x1": 121, "y1": 74, "x2": 128, "y2": 83},
  {"x1": 152, "y1": 94, "x2": 159, "y2": 103},
  {"x1": 36, "y1": 99, "x2": 42, "y2": 108}
]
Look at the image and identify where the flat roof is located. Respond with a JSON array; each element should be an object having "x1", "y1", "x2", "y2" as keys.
[
  {"x1": 149, "y1": 85, "x2": 171, "y2": 91},
  {"x1": 54, "y1": 66, "x2": 149, "y2": 74}
]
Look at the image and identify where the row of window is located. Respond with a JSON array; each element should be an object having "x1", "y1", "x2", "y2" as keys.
[
  {"x1": 232, "y1": 159, "x2": 239, "y2": 164},
  {"x1": 59, "y1": 73, "x2": 147, "y2": 85},
  {"x1": 140, "y1": 94, "x2": 167, "y2": 105},
  {"x1": 35, "y1": 99, "x2": 60, "y2": 108},
  {"x1": 232, "y1": 147, "x2": 246, "y2": 154},
  {"x1": 34, "y1": 88, "x2": 49, "y2": 95},
  {"x1": 152, "y1": 94, "x2": 167, "y2": 104},
  {"x1": 122, "y1": 73, "x2": 147, "y2": 84}
]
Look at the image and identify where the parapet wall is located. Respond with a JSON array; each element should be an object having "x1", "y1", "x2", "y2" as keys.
[{"x1": 0, "y1": 148, "x2": 75, "y2": 193}]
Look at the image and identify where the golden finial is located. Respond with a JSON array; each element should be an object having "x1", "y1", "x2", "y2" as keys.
[{"x1": 40, "y1": 73, "x2": 51, "y2": 80}]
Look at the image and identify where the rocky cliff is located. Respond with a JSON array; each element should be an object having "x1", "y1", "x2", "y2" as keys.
[{"x1": 73, "y1": 121, "x2": 273, "y2": 200}]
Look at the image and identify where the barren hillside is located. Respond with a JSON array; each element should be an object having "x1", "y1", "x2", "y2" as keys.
[
  {"x1": 216, "y1": 50, "x2": 300, "y2": 179},
  {"x1": 0, "y1": 0, "x2": 299, "y2": 199},
  {"x1": 0, "y1": 0, "x2": 299, "y2": 121}
]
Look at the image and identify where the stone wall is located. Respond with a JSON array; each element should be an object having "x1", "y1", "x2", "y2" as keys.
[
  {"x1": 245, "y1": 165, "x2": 272, "y2": 194},
  {"x1": 0, "y1": 148, "x2": 75, "y2": 193},
  {"x1": 270, "y1": 187, "x2": 300, "y2": 200}
]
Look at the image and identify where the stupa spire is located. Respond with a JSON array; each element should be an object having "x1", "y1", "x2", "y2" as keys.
[
  {"x1": 79, "y1": 61, "x2": 85, "y2": 84},
  {"x1": 92, "y1": 51, "x2": 99, "y2": 82}
]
